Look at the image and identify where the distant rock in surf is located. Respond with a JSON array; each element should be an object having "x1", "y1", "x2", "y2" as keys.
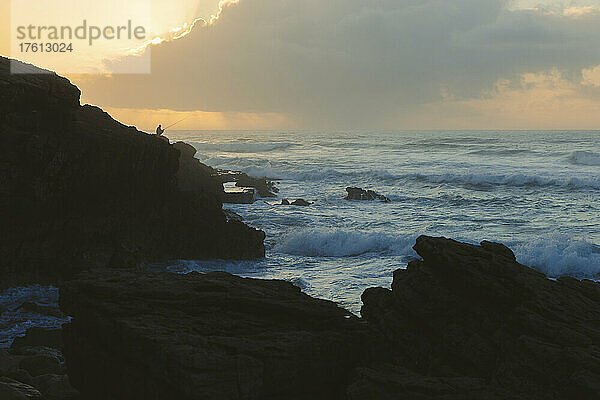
[
  {"x1": 345, "y1": 187, "x2": 390, "y2": 202},
  {"x1": 279, "y1": 198, "x2": 311, "y2": 206}
]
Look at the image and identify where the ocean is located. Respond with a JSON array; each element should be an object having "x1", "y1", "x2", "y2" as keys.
[
  {"x1": 2, "y1": 129, "x2": 599, "y2": 346},
  {"x1": 165, "y1": 130, "x2": 600, "y2": 312}
]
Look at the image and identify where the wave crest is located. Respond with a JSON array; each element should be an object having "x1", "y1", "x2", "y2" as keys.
[
  {"x1": 512, "y1": 235, "x2": 600, "y2": 279},
  {"x1": 275, "y1": 229, "x2": 417, "y2": 257}
]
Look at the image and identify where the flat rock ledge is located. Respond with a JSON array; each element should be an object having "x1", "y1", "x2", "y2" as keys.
[{"x1": 59, "y1": 270, "x2": 368, "y2": 400}]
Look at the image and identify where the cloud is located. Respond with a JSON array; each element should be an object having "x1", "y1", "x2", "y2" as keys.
[{"x1": 72, "y1": 0, "x2": 600, "y2": 128}]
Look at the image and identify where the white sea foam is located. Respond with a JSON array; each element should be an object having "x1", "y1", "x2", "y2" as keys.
[
  {"x1": 0, "y1": 285, "x2": 67, "y2": 348},
  {"x1": 204, "y1": 157, "x2": 600, "y2": 189},
  {"x1": 275, "y1": 229, "x2": 418, "y2": 257},
  {"x1": 568, "y1": 151, "x2": 600, "y2": 166},
  {"x1": 512, "y1": 235, "x2": 600, "y2": 279},
  {"x1": 407, "y1": 172, "x2": 600, "y2": 190}
]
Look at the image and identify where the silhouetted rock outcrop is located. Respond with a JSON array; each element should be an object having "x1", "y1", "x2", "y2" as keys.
[
  {"x1": 0, "y1": 57, "x2": 265, "y2": 282},
  {"x1": 59, "y1": 270, "x2": 367, "y2": 400},
  {"x1": 357, "y1": 236, "x2": 600, "y2": 399},
  {"x1": 345, "y1": 187, "x2": 390, "y2": 202},
  {"x1": 54, "y1": 237, "x2": 600, "y2": 399},
  {"x1": 214, "y1": 170, "x2": 279, "y2": 198}
]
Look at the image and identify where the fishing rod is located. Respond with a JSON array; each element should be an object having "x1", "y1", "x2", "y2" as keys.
[{"x1": 164, "y1": 116, "x2": 190, "y2": 130}]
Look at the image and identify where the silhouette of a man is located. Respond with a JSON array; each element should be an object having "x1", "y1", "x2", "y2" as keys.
[{"x1": 156, "y1": 124, "x2": 165, "y2": 136}]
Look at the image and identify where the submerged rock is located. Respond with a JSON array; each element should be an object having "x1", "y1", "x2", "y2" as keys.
[
  {"x1": 60, "y1": 270, "x2": 367, "y2": 400},
  {"x1": 279, "y1": 199, "x2": 311, "y2": 206},
  {"x1": 291, "y1": 199, "x2": 311, "y2": 206},
  {"x1": 358, "y1": 236, "x2": 600, "y2": 399},
  {"x1": 345, "y1": 187, "x2": 390, "y2": 202},
  {"x1": 0, "y1": 57, "x2": 265, "y2": 281}
]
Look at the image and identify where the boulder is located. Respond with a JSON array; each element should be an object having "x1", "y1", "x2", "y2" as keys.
[
  {"x1": 345, "y1": 188, "x2": 390, "y2": 202},
  {"x1": 359, "y1": 236, "x2": 600, "y2": 399},
  {"x1": 59, "y1": 270, "x2": 367, "y2": 400},
  {"x1": 291, "y1": 199, "x2": 311, "y2": 206}
]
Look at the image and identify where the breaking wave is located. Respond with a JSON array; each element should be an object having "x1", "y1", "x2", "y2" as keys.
[
  {"x1": 275, "y1": 229, "x2": 418, "y2": 257},
  {"x1": 406, "y1": 172, "x2": 600, "y2": 190},
  {"x1": 210, "y1": 162, "x2": 600, "y2": 190},
  {"x1": 512, "y1": 235, "x2": 600, "y2": 279}
]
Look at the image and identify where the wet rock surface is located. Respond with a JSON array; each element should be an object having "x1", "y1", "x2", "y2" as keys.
[
  {"x1": 59, "y1": 270, "x2": 367, "y2": 400},
  {"x1": 345, "y1": 187, "x2": 390, "y2": 202},
  {"x1": 358, "y1": 236, "x2": 600, "y2": 399},
  {"x1": 279, "y1": 198, "x2": 311, "y2": 206}
]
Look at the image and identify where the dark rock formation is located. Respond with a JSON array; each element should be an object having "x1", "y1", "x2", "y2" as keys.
[
  {"x1": 59, "y1": 270, "x2": 367, "y2": 400},
  {"x1": 278, "y1": 199, "x2": 311, "y2": 206},
  {"x1": 291, "y1": 199, "x2": 311, "y2": 206},
  {"x1": 0, "y1": 57, "x2": 265, "y2": 282},
  {"x1": 345, "y1": 187, "x2": 390, "y2": 202},
  {"x1": 213, "y1": 170, "x2": 279, "y2": 198},
  {"x1": 223, "y1": 186, "x2": 256, "y2": 204},
  {"x1": 358, "y1": 236, "x2": 600, "y2": 399}
]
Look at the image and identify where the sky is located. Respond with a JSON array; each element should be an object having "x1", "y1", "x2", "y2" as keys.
[{"x1": 4, "y1": 0, "x2": 600, "y2": 130}]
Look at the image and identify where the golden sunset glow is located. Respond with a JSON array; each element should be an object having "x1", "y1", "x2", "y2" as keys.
[{"x1": 4, "y1": 0, "x2": 600, "y2": 129}]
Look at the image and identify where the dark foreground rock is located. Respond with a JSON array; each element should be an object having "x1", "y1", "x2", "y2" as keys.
[
  {"x1": 2, "y1": 330, "x2": 78, "y2": 400},
  {"x1": 345, "y1": 187, "x2": 390, "y2": 202},
  {"x1": 60, "y1": 270, "x2": 367, "y2": 400},
  {"x1": 0, "y1": 58, "x2": 264, "y2": 282},
  {"x1": 358, "y1": 236, "x2": 600, "y2": 399}
]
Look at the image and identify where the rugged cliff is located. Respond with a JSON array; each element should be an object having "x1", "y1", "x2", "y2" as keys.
[{"x1": 0, "y1": 57, "x2": 265, "y2": 282}]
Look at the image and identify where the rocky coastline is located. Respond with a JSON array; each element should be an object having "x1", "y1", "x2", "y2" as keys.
[
  {"x1": 0, "y1": 57, "x2": 265, "y2": 285},
  {"x1": 1, "y1": 58, "x2": 599, "y2": 399}
]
